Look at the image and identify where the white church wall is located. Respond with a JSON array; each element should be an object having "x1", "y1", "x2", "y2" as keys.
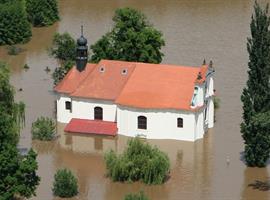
[
  {"x1": 117, "y1": 106, "x2": 199, "y2": 141},
  {"x1": 208, "y1": 98, "x2": 214, "y2": 128},
  {"x1": 196, "y1": 110, "x2": 205, "y2": 140},
  {"x1": 57, "y1": 95, "x2": 116, "y2": 123},
  {"x1": 56, "y1": 95, "x2": 72, "y2": 123}
]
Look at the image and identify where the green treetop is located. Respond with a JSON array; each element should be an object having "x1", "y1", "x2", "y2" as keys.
[
  {"x1": 26, "y1": 0, "x2": 59, "y2": 27},
  {"x1": 49, "y1": 32, "x2": 76, "y2": 85},
  {"x1": 104, "y1": 137, "x2": 170, "y2": 185},
  {"x1": 50, "y1": 32, "x2": 77, "y2": 62},
  {"x1": 90, "y1": 7, "x2": 165, "y2": 64},
  {"x1": 0, "y1": 0, "x2": 32, "y2": 45},
  {"x1": 52, "y1": 169, "x2": 78, "y2": 198}
]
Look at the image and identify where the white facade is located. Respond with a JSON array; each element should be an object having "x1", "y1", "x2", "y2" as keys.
[
  {"x1": 56, "y1": 71, "x2": 215, "y2": 142},
  {"x1": 56, "y1": 95, "x2": 116, "y2": 123},
  {"x1": 117, "y1": 106, "x2": 202, "y2": 141}
]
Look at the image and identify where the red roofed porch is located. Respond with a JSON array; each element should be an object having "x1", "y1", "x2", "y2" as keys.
[{"x1": 64, "y1": 118, "x2": 117, "y2": 136}]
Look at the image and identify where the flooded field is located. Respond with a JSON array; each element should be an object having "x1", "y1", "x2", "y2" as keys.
[{"x1": 0, "y1": 0, "x2": 270, "y2": 199}]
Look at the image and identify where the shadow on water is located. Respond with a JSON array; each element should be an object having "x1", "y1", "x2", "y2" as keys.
[
  {"x1": 241, "y1": 167, "x2": 269, "y2": 200},
  {"x1": 248, "y1": 180, "x2": 270, "y2": 191}
]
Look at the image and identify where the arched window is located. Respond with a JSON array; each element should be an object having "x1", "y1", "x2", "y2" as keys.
[
  {"x1": 94, "y1": 107, "x2": 103, "y2": 120},
  {"x1": 138, "y1": 116, "x2": 147, "y2": 129},
  {"x1": 177, "y1": 118, "x2": 183, "y2": 128}
]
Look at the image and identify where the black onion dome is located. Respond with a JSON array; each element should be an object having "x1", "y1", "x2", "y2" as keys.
[{"x1": 77, "y1": 35, "x2": 87, "y2": 46}]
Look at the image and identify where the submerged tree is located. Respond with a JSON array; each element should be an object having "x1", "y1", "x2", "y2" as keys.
[
  {"x1": 104, "y1": 137, "x2": 170, "y2": 184},
  {"x1": 49, "y1": 33, "x2": 77, "y2": 62},
  {"x1": 90, "y1": 7, "x2": 165, "y2": 63},
  {"x1": 0, "y1": 0, "x2": 32, "y2": 45},
  {"x1": 52, "y1": 169, "x2": 78, "y2": 198},
  {"x1": 241, "y1": 2, "x2": 270, "y2": 167},
  {"x1": 49, "y1": 33, "x2": 76, "y2": 85},
  {"x1": 0, "y1": 62, "x2": 40, "y2": 199},
  {"x1": 31, "y1": 117, "x2": 56, "y2": 141},
  {"x1": 243, "y1": 111, "x2": 270, "y2": 167},
  {"x1": 26, "y1": 0, "x2": 59, "y2": 27}
]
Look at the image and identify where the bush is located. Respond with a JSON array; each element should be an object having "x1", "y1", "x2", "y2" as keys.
[
  {"x1": 26, "y1": 0, "x2": 59, "y2": 27},
  {"x1": 7, "y1": 45, "x2": 23, "y2": 55},
  {"x1": 104, "y1": 138, "x2": 170, "y2": 185},
  {"x1": 23, "y1": 64, "x2": 30, "y2": 70},
  {"x1": 31, "y1": 117, "x2": 56, "y2": 141},
  {"x1": 213, "y1": 96, "x2": 220, "y2": 109},
  {"x1": 124, "y1": 191, "x2": 149, "y2": 200},
  {"x1": 0, "y1": 0, "x2": 32, "y2": 45},
  {"x1": 52, "y1": 169, "x2": 78, "y2": 198}
]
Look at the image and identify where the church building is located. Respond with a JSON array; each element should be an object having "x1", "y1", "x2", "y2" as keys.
[{"x1": 54, "y1": 31, "x2": 215, "y2": 141}]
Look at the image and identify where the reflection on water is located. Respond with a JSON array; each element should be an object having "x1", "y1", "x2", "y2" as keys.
[
  {"x1": 32, "y1": 123, "x2": 213, "y2": 200},
  {"x1": 0, "y1": 0, "x2": 270, "y2": 199}
]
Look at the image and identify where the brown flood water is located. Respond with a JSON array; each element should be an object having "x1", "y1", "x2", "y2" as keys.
[{"x1": 1, "y1": 0, "x2": 270, "y2": 199}]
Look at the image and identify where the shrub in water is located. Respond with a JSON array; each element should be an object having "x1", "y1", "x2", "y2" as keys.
[
  {"x1": 23, "y1": 64, "x2": 30, "y2": 70},
  {"x1": 124, "y1": 191, "x2": 149, "y2": 200},
  {"x1": 104, "y1": 138, "x2": 170, "y2": 185},
  {"x1": 52, "y1": 169, "x2": 78, "y2": 198},
  {"x1": 7, "y1": 46, "x2": 23, "y2": 55},
  {"x1": 31, "y1": 117, "x2": 56, "y2": 141},
  {"x1": 213, "y1": 96, "x2": 220, "y2": 109}
]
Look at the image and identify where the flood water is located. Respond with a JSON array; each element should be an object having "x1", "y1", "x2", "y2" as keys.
[{"x1": 0, "y1": 0, "x2": 270, "y2": 199}]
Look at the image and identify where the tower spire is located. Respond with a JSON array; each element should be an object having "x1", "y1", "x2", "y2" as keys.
[
  {"x1": 81, "y1": 25, "x2": 83, "y2": 36},
  {"x1": 76, "y1": 25, "x2": 88, "y2": 72}
]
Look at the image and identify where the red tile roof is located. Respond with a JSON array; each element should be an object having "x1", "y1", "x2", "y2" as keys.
[
  {"x1": 64, "y1": 118, "x2": 117, "y2": 136},
  {"x1": 71, "y1": 60, "x2": 136, "y2": 100},
  {"x1": 195, "y1": 64, "x2": 208, "y2": 84},
  {"x1": 54, "y1": 63, "x2": 96, "y2": 94},
  {"x1": 54, "y1": 60, "x2": 209, "y2": 111},
  {"x1": 116, "y1": 63, "x2": 203, "y2": 110}
]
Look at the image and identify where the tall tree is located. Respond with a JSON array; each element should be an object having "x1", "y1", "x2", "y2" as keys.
[
  {"x1": 241, "y1": 2, "x2": 270, "y2": 167},
  {"x1": 90, "y1": 7, "x2": 165, "y2": 64},
  {"x1": 243, "y1": 111, "x2": 270, "y2": 167},
  {"x1": 0, "y1": 62, "x2": 40, "y2": 199},
  {"x1": 26, "y1": 0, "x2": 59, "y2": 27}
]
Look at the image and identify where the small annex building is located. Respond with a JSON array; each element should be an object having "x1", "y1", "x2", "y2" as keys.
[
  {"x1": 55, "y1": 59, "x2": 215, "y2": 141},
  {"x1": 54, "y1": 32, "x2": 215, "y2": 141}
]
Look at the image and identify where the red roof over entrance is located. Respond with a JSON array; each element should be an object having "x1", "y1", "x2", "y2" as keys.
[{"x1": 64, "y1": 118, "x2": 117, "y2": 136}]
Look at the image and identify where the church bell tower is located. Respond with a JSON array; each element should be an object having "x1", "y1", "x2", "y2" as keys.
[{"x1": 76, "y1": 26, "x2": 88, "y2": 72}]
